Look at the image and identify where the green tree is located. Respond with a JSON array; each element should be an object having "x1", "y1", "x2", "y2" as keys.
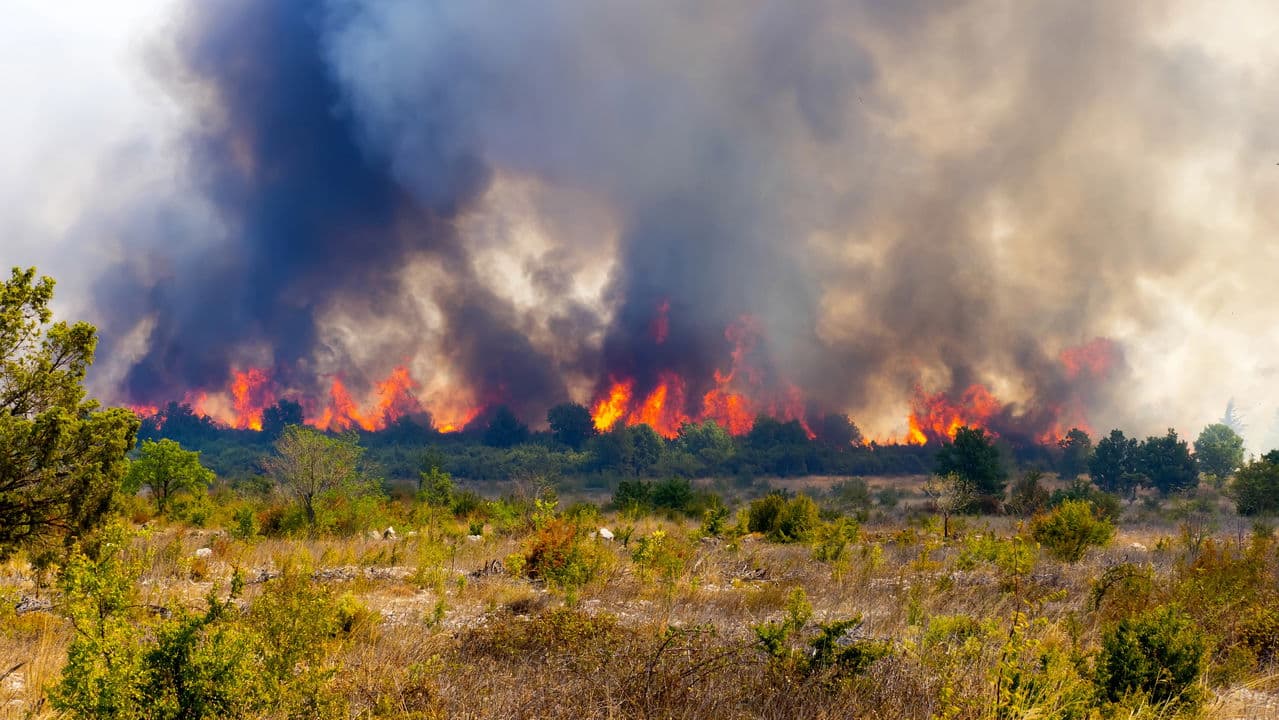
[
  {"x1": 547, "y1": 402, "x2": 596, "y2": 450},
  {"x1": 1135, "y1": 429, "x2": 1198, "y2": 495},
  {"x1": 1057, "y1": 427, "x2": 1092, "y2": 478},
  {"x1": 675, "y1": 419, "x2": 735, "y2": 468},
  {"x1": 123, "y1": 439, "x2": 214, "y2": 514},
  {"x1": 934, "y1": 426, "x2": 1006, "y2": 502},
  {"x1": 482, "y1": 406, "x2": 529, "y2": 448},
  {"x1": 261, "y1": 399, "x2": 304, "y2": 440},
  {"x1": 630, "y1": 424, "x2": 665, "y2": 475},
  {"x1": 1231, "y1": 454, "x2": 1279, "y2": 516},
  {"x1": 261, "y1": 426, "x2": 364, "y2": 529},
  {"x1": 1193, "y1": 422, "x2": 1244, "y2": 479},
  {"x1": 1089, "y1": 429, "x2": 1139, "y2": 497},
  {"x1": 814, "y1": 412, "x2": 862, "y2": 449},
  {"x1": 0, "y1": 267, "x2": 138, "y2": 559}
]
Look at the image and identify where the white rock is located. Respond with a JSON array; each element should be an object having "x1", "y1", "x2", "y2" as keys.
[
  {"x1": 193, "y1": 547, "x2": 213, "y2": 559},
  {"x1": 466, "y1": 534, "x2": 483, "y2": 542},
  {"x1": 383, "y1": 526, "x2": 397, "y2": 540},
  {"x1": 369, "y1": 530, "x2": 382, "y2": 541},
  {"x1": 1129, "y1": 542, "x2": 1148, "y2": 551},
  {"x1": 597, "y1": 527, "x2": 614, "y2": 541}
]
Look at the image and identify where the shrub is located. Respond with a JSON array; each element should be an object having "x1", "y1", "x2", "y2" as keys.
[
  {"x1": 1031, "y1": 499, "x2": 1115, "y2": 562},
  {"x1": 519, "y1": 518, "x2": 600, "y2": 601},
  {"x1": 753, "y1": 588, "x2": 889, "y2": 678},
  {"x1": 747, "y1": 492, "x2": 819, "y2": 543},
  {"x1": 1094, "y1": 605, "x2": 1205, "y2": 708},
  {"x1": 1048, "y1": 479, "x2": 1122, "y2": 522},
  {"x1": 1006, "y1": 471, "x2": 1050, "y2": 517}
]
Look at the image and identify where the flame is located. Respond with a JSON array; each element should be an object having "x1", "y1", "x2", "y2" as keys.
[
  {"x1": 905, "y1": 384, "x2": 1002, "y2": 444},
  {"x1": 1060, "y1": 337, "x2": 1118, "y2": 380},
  {"x1": 589, "y1": 315, "x2": 813, "y2": 439},
  {"x1": 126, "y1": 404, "x2": 160, "y2": 419},
  {"x1": 625, "y1": 372, "x2": 690, "y2": 438},
  {"x1": 592, "y1": 379, "x2": 633, "y2": 432},
  {"x1": 230, "y1": 368, "x2": 273, "y2": 430}
]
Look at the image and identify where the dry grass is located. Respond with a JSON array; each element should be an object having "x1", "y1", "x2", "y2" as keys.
[{"x1": 3, "y1": 502, "x2": 1278, "y2": 719}]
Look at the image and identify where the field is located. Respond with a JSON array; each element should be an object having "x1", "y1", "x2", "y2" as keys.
[{"x1": 2, "y1": 475, "x2": 1277, "y2": 720}]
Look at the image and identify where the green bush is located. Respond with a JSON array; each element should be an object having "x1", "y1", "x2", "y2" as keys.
[
  {"x1": 1031, "y1": 499, "x2": 1115, "y2": 562},
  {"x1": 1094, "y1": 605, "x2": 1205, "y2": 708},
  {"x1": 747, "y1": 492, "x2": 819, "y2": 542}
]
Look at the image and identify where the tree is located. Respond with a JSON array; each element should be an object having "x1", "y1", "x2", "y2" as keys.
[
  {"x1": 261, "y1": 426, "x2": 363, "y2": 529},
  {"x1": 547, "y1": 402, "x2": 596, "y2": 450},
  {"x1": 815, "y1": 413, "x2": 862, "y2": 449},
  {"x1": 482, "y1": 406, "x2": 529, "y2": 448},
  {"x1": 675, "y1": 420, "x2": 735, "y2": 468},
  {"x1": 934, "y1": 426, "x2": 1006, "y2": 503},
  {"x1": 1057, "y1": 427, "x2": 1092, "y2": 478},
  {"x1": 1193, "y1": 423, "x2": 1244, "y2": 479},
  {"x1": 1135, "y1": 429, "x2": 1198, "y2": 495},
  {"x1": 261, "y1": 399, "x2": 304, "y2": 440},
  {"x1": 923, "y1": 472, "x2": 974, "y2": 539},
  {"x1": 1230, "y1": 455, "x2": 1279, "y2": 516},
  {"x1": 1007, "y1": 470, "x2": 1050, "y2": 517},
  {"x1": 0, "y1": 267, "x2": 138, "y2": 558},
  {"x1": 123, "y1": 439, "x2": 214, "y2": 513},
  {"x1": 630, "y1": 424, "x2": 665, "y2": 476},
  {"x1": 1089, "y1": 429, "x2": 1139, "y2": 497}
]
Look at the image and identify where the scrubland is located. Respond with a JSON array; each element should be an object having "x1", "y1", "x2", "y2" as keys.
[{"x1": 2, "y1": 478, "x2": 1277, "y2": 720}]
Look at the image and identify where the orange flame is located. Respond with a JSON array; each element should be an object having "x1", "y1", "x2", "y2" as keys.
[
  {"x1": 905, "y1": 384, "x2": 1002, "y2": 445},
  {"x1": 230, "y1": 368, "x2": 273, "y2": 431},
  {"x1": 1060, "y1": 338, "x2": 1118, "y2": 380},
  {"x1": 592, "y1": 379, "x2": 633, "y2": 432}
]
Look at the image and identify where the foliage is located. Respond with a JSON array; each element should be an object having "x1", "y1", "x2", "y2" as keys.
[
  {"x1": 811, "y1": 517, "x2": 860, "y2": 564},
  {"x1": 1135, "y1": 429, "x2": 1199, "y2": 495},
  {"x1": 261, "y1": 425, "x2": 365, "y2": 529},
  {"x1": 1094, "y1": 605, "x2": 1205, "y2": 708},
  {"x1": 124, "y1": 439, "x2": 215, "y2": 514},
  {"x1": 923, "y1": 472, "x2": 974, "y2": 538},
  {"x1": 1230, "y1": 455, "x2": 1279, "y2": 516},
  {"x1": 1194, "y1": 423, "x2": 1244, "y2": 479},
  {"x1": 0, "y1": 267, "x2": 138, "y2": 558},
  {"x1": 1056, "y1": 427, "x2": 1092, "y2": 478},
  {"x1": 483, "y1": 406, "x2": 530, "y2": 448},
  {"x1": 547, "y1": 402, "x2": 597, "y2": 450},
  {"x1": 1030, "y1": 499, "x2": 1114, "y2": 562},
  {"x1": 1089, "y1": 429, "x2": 1140, "y2": 497},
  {"x1": 934, "y1": 426, "x2": 1007, "y2": 500},
  {"x1": 746, "y1": 492, "x2": 819, "y2": 542},
  {"x1": 827, "y1": 477, "x2": 872, "y2": 518},
  {"x1": 518, "y1": 517, "x2": 600, "y2": 601},
  {"x1": 1047, "y1": 478, "x2": 1122, "y2": 522},
  {"x1": 814, "y1": 413, "x2": 863, "y2": 449},
  {"x1": 753, "y1": 588, "x2": 889, "y2": 678},
  {"x1": 1006, "y1": 470, "x2": 1050, "y2": 517},
  {"x1": 260, "y1": 399, "x2": 303, "y2": 440}
]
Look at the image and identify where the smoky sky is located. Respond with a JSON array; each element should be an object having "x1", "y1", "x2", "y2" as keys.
[{"x1": 53, "y1": 0, "x2": 1279, "y2": 439}]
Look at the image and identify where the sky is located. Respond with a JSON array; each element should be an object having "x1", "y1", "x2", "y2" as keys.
[{"x1": 1, "y1": 0, "x2": 1277, "y2": 449}]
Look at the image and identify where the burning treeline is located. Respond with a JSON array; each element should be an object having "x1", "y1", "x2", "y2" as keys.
[
  {"x1": 130, "y1": 305, "x2": 1121, "y2": 449},
  {"x1": 97, "y1": 0, "x2": 1167, "y2": 445}
]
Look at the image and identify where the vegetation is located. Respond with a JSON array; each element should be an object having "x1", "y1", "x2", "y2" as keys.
[
  {"x1": 8, "y1": 267, "x2": 1279, "y2": 719},
  {"x1": 0, "y1": 267, "x2": 137, "y2": 559},
  {"x1": 123, "y1": 439, "x2": 215, "y2": 514},
  {"x1": 1194, "y1": 422, "x2": 1245, "y2": 479}
]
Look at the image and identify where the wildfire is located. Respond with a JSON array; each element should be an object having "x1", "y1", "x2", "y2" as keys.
[
  {"x1": 589, "y1": 315, "x2": 813, "y2": 439},
  {"x1": 1060, "y1": 337, "x2": 1118, "y2": 380},
  {"x1": 230, "y1": 368, "x2": 273, "y2": 431},
  {"x1": 905, "y1": 384, "x2": 1002, "y2": 445}
]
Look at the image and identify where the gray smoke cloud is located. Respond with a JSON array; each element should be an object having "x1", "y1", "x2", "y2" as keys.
[{"x1": 9, "y1": 0, "x2": 1277, "y2": 443}]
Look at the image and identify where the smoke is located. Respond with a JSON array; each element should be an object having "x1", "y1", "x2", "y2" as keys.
[{"x1": 71, "y1": 0, "x2": 1279, "y2": 440}]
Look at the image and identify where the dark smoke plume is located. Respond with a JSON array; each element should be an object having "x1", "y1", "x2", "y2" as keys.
[{"x1": 86, "y1": 0, "x2": 1267, "y2": 437}]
